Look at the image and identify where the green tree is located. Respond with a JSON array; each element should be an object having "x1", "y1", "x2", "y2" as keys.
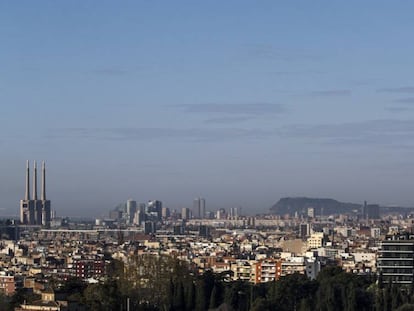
[
  {"x1": 185, "y1": 280, "x2": 195, "y2": 311},
  {"x1": 392, "y1": 284, "x2": 402, "y2": 310},
  {"x1": 83, "y1": 280, "x2": 121, "y2": 311},
  {"x1": 9, "y1": 289, "x2": 40, "y2": 311},
  {"x1": 395, "y1": 304, "x2": 414, "y2": 311},
  {"x1": 165, "y1": 278, "x2": 174, "y2": 311},
  {"x1": 195, "y1": 270, "x2": 216, "y2": 311},
  {"x1": 383, "y1": 283, "x2": 392, "y2": 311},
  {"x1": 119, "y1": 253, "x2": 191, "y2": 308},
  {"x1": 173, "y1": 280, "x2": 185, "y2": 311},
  {"x1": 299, "y1": 298, "x2": 312, "y2": 311},
  {"x1": 209, "y1": 282, "x2": 224, "y2": 310},
  {"x1": 0, "y1": 292, "x2": 10, "y2": 311},
  {"x1": 250, "y1": 297, "x2": 269, "y2": 311},
  {"x1": 347, "y1": 283, "x2": 356, "y2": 311}
]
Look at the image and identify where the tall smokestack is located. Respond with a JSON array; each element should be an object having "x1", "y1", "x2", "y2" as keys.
[
  {"x1": 33, "y1": 161, "x2": 38, "y2": 200},
  {"x1": 41, "y1": 161, "x2": 46, "y2": 201},
  {"x1": 25, "y1": 160, "x2": 30, "y2": 200}
]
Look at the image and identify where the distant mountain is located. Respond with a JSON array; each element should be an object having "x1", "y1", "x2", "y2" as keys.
[
  {"x1": 270, "y1": 197, "x2": 361, "y2": 216},
  {"x1": 381, "y1": 205, "x2": 414, "y2": 215}
]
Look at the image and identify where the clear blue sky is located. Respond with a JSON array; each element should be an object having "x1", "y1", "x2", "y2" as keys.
[{"x1": 1, "y1": 1, "x2": 414, "y2": 217}]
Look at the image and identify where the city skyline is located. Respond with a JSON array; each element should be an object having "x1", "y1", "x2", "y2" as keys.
[{"x1": 2, "y1": 2, "x2": 414, "y2": 217}]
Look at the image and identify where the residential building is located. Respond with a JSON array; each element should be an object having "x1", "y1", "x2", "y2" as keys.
[{"x1": 377, "y1": 234, "x2": 414, "y2": 285}]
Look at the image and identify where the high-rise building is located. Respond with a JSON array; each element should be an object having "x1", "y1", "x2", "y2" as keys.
[
  {"x1": 134, "y1": 210, "x2": 145, "y2": 225},
  {"x1": 193, "y1": 197, "x2": 205, "y2": 219},
  {"x1": 126, "y1": 199, "x2": 137, "y2": 225},
  {"x1": 230, "y1": 207, "x2": 239, "y2": 220},
  {"x1": 181, "y1": 207, "x2": 190, "y2": 220},
  {"x1": 361, "y1": 201, "x2": 380, "y2": 220},
  {"x1": 367, "y1": 204, "x2": 380, "y2": 219},
  {"x1": 147, "y1": 200, "x2": 162, "y2": 220},
  {"x1": 144, "y1": 221, "x2": 156, "y2": 234},
  {"x1": 361, "y1": 201, "x2": 367, "y2": 219},
  {"x1": 161, "y1": 207, "x2": 170, "y2": 219},
  {"x1": 20, "y1": 161, "x2": 52, "y2": 226},
  {"x1": 299, "y1": 223, "x2": 311, "y2": 238},
  {"x1": 377, "y1": 233, "x2": 414, "y2": 285},
  {"x1": 216, "y1": 208, "x2": 227, "y2": 220}
]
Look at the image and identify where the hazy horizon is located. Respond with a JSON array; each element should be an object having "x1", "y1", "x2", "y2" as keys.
[{"x1": 2, "y1": 1, "x2": 414, "y2": 218}]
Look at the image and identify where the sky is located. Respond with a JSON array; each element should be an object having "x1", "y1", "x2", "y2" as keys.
[{"x1": 2, "y1": 1, "x2": 414, "y2": 217}]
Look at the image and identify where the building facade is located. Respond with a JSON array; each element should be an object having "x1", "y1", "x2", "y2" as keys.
[
  {"x1": 193, "y1": 197, "x2": 206, "y2": 219},
  {"x1": 377, "y1": 234, "x2": 414, "y2": 285}
]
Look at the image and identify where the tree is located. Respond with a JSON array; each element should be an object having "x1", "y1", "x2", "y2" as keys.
[
  {"x1": 59, "y1": 276, "x2": 86, "y2": 293},
  {"x1": 395, "y1": 304, "x2": 414, "y2": 311},
  {"x1": 173, "y1": 280, "x2": 185, "y2": 311},
  {"x1": 185, "y1": 280, "x2": 195, "y2": 311},
  {"x1": 299, "y1": 298, "x2": 312, "y2": 311},
  {"x1": 392, "y1": 284, "x2": 402, "y2": 310},
  {"x1": 0, "y1": 292, "x2": 10, "y2": 311},
  {"x1": 119, "y1": 253, "x2": 191, "y2": 308},
  {"x1": 9, "y1": 289, "x2": 40, "y2": 310},
  {"x1": 83, "y1": 280, "x2": 121, "y2": 311},
  {"x1": 375, "y1": 289, "x2": 384, "y2": 311},
  {"x1": 195, "y1": 270, "x2": 216, "y2": 311},
  {"x1": 250, "y1": 297, "x2": 268, "y2": 311},
  {"x1": 383, "y1": 283, "x2": 392, "y2": 311},
  {"x1": 347, "y1": 283, "x2": 356, "y2": 311},
  {"x1": 209, "y1": 284, "x2": 222, "y2": 310}
]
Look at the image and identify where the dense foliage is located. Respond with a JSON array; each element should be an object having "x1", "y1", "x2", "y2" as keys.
[{"x1": 4, "y1": 256, "x2": 414, "y2": 311}]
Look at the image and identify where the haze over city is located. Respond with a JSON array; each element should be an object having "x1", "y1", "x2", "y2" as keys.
[{"x1": 2, "y1": 1, "x2": 414, "y2": 218}]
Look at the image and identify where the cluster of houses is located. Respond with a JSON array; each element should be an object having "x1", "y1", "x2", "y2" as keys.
[{"x1": 0, "y1": 211, "x2": 413, "y2": 310}]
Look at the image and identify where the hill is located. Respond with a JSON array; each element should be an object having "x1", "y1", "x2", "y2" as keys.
[{"x1": 270, "y1": 197, "x2": 361, "y2": 217}]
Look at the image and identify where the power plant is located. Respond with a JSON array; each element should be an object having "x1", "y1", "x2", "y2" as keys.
[{"x1": 19, "y1": 160, "x2": 51, "y2": 226}]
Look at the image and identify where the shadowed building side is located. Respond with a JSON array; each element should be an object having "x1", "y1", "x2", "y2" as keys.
[{"x1": 193, "y1": 197, "x2": 206, "y2": 219}]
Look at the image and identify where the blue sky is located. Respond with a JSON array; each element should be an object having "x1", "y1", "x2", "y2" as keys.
[{"x1": 2, "y1": 1, "x2": 414, "y2": 217}]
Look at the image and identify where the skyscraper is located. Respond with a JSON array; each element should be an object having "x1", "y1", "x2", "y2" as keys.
[
  {"x1": 361, "y1": 201, "x2": 380, "y2": 220},
  {"x1": 20, "y1": 161, "x2": 52, "y2": 226},
  {"x1": 126, "y1": 199, "x2": 137, "y2": 225},
  {"x1": 193, "y1": 197, "x2": 206, "y2": 219},
  {"x1": 181, "y1": 207, "x2": 190, "y2": 220}
]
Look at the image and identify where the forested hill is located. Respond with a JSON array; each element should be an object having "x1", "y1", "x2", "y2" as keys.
[{"x1": 270, "y1": 197, "x2": 361, "y2": 216}]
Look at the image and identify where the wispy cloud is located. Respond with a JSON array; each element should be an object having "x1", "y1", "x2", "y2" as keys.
[
  {"x1": 204, "y1": 116, "x2": 253, "y2": 124},
  {"x1": 377, "y1": 86, "x2": 414, "y2": 93},
  {"x1": 48, "y1": 118, "x2": 414, "y2": 149},
  {"x1": 53, "y1": 127, "x2": 274, "y2": 143},
  {"x1": 246, "y1": 44, "x2": 320, "y2": 62},
  {"x1": 308, "y1": 89, "x2": 352, "y2": 97},
  {"x1": 280, "y1": 119, "x2": 414, "y2": 147},
  {"x1": 385, "y1": 107, "x2": 411, "y2": 113},
  {"x1": 268, "y1": 70, "x2": 324, "y2": 76},
  {"x1": 177, "y1": 103, "x2": 285, "y2": 115},
  {"x1": 92, "y1": 68, "x2": 130, "y2": 76},
  {"x1": 394, "y1": 98, "x2": 414, "y2": 104}
]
